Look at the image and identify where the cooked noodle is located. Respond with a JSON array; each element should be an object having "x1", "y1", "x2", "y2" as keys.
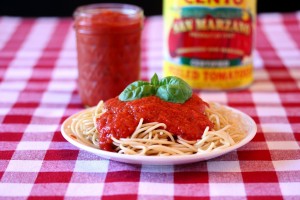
[{"x1": 69, "y1": 101, "x2": 246, "y2": 156}]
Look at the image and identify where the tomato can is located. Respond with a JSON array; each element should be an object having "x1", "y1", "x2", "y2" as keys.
[{"x1": 163, "y1": 0, "x2": 256, "y2": 90}]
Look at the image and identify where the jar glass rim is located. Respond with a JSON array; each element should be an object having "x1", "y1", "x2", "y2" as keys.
[{"x1": 74, "y1": 3, "x2": 143, "y2": 18}]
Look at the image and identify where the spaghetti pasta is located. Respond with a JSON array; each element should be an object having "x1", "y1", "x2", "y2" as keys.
[{"x1": 69, "y1": 101, "x2": 247, "y2": 156}]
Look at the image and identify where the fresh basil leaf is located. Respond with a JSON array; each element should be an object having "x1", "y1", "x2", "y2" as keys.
[
  {"x1": 156, "y1": 76, "x2": 192, "y2": 103},
  {"x1": 119, "y1": 81, "x2": 156, "y2": 101},
  {"x1": 119, "y1": 75, "x2": 192, "y2": 103},
  {"x1": 151, "y1": 73, "x2": 159, "y2": 86}
]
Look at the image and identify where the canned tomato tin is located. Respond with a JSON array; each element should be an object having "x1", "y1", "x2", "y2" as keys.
[{"x1": 163, "y1": 0, "x2": 256, "y2": 90}]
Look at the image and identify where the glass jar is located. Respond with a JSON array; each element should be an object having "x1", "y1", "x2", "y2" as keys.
[{"x1": 74, "y1": 3, "x2": 144, "y2": 106}]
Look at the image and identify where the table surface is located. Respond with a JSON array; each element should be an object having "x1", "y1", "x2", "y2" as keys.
[{"x1": 0, "y1": 12, "x2": 300, "y2": 199}]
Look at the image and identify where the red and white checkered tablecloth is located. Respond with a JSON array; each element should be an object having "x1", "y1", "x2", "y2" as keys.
[{"x1": 1, "y1": 12, "x2": 300, "y2": 199}]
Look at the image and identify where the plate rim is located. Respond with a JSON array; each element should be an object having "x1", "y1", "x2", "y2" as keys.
[{"x1": 61, "y1": 104, "x2": 257, "y2": 165}]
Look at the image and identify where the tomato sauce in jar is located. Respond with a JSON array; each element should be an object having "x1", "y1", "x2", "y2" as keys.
[{"x1": 74, "y1": 4, "x2": 144, "y2": 106}]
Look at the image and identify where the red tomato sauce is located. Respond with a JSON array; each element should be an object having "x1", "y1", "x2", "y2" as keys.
[
  {"x1": 96, "y1": 94, "x2": 214, "y2": 151},
  {"x1": 74, "y1": 6, "x2": 143, "y2": 106}
]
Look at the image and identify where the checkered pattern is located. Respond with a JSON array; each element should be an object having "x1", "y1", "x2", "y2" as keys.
[{"x1": 1, "y1": 12, "x2": 300, "y2": 199}]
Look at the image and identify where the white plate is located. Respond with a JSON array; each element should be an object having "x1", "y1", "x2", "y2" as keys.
[{"x1": 61, "y1": 105, "x2": 257, "y2": 165}]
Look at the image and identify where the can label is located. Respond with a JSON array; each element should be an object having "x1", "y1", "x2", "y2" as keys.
[{"x1": 163, "y1": 0, "x2": 256, "y2": 89}]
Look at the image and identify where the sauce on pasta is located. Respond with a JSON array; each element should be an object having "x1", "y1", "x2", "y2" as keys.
[{"x1": 96, "y1": 94, "x2": 213, "y2": 151}]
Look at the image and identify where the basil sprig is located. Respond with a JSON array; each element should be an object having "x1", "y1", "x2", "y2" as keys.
[{"x1": 119, "y1": 74, "x2": 192, "y2": 103}]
